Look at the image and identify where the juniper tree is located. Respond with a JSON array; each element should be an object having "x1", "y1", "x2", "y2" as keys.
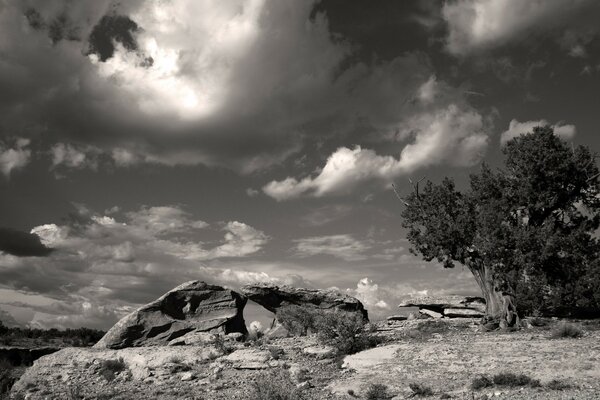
[{"x1": 398, "y1": 127, "x2": 600, "y2": 326}]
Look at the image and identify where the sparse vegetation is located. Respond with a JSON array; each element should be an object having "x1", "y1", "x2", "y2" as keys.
[
  {"x1": 98, "y1": 358, "x2": 127, "y2": 382},
  {"x1": 546, "y1": 379, "x2": 574, "y2": 390},
  {"x1": 277, "y1": 306, "x2": 381, "y2": 354},
  {"x1": 365, "y1": 383, "x2": 390, "y2": 400},
  {"x1": 409, "y1": 382, "x2": 434, "y2": 397},
  {"x1": 492, "y1": 372, "x2": 540, "y2": 387},
  {"x1": 0, "y1": 322, "x2": 104, "y2": 347},
  {"x1": 250, "y1": 370, "x2": 305, "y2": 400},
  {"x1": 472, "y1": 372, "x2": 540, "y2": 390},
  {"x1": 551, "y1": 322, "x2": 583, "y2": 339},
  {"x1": 471, "y1": 375, "x2": 493, "y2": 390}
]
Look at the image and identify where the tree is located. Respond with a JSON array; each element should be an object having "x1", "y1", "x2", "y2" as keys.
[{"x1": 398, "y1": 127, "x2": 600, "y2": 326}]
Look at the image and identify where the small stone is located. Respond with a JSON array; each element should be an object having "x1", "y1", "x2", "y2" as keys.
[
  {"x1": 180, "y1": 372, "x2": 196, "y2": 381},
  {"x1": 296, "y1": 381, "x2": 310, "y2": 389}
]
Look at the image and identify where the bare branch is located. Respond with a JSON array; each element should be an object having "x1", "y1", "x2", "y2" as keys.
[{"x1": 391, "y1": 183, "x2": 410, "y2": 206}]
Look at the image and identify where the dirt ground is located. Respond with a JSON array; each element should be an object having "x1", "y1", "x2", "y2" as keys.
[{"x1": 8, "y1": 318, "x2": 600, "y2": 400}]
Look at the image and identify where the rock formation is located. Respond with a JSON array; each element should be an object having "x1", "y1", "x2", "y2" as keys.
[
  {"x1": 241, "y1": 284, "x2": 368, "y2": 321},
  {"x1": 94, "y1": 281, "x2": 247, "y2": 349},
  {"x1": 398, "y1": 295, "x2": 485, "y2": 318}
]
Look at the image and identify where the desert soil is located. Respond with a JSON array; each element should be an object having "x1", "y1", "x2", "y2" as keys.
[{"x1": 9, "y1": 319, "x2": 600, "y2": 400}]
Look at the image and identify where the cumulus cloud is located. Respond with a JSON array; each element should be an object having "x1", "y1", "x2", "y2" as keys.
[
  {"x1": 50, "y1": 143, "x2": 101, "y2": 170},
  {"x1": 264, "y1": 104, "x2": 487, "y2": 200},
  {"x1": 443, "y1": 0, "x2": 600, "y2": 55},
  {"x1": 0, "y1": 204, "x2": 278, "y2": 328},
  {"x1": 500, "y1": 119, "x2": 576, "y2": 144},
  {"x1": 0, "y1": 1, "x2": 484, "y2": 177},
  {"x1": 0, "y1": 138, "x2": 31, "y2": 177},
  {"x1": 349, "y1": 277, "x2": 390, "y2": 310},
  {"x1": 292, "y1": 234, "x2": 370, "y2": 261}
]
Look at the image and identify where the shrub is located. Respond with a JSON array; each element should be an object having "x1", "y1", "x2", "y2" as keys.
[
  {"x1": 268, "y1": 346, "x2": 284, "y2": 360},
  {"x1": 409, "y1": 382, "x2": 434, "y2": 396},
  {"x1": 492, "y1": 372, "x2": 540, "y2": 388},
  {"x1": 277, "y1": 306, "x2": 379, "y2": 354},
  {"x1": 365, "y1": 383, "x2": 389, "y2": 400},
  {"x1": 546, "y1": 379, "x2": 573, "y2": 390},
  {"x1": 551, "y1": 322, "x2": 583, "y2": 339},
  {"x1": 98, "y1": 358, "x2": 127, "y2": 382},
  {"x1": 251, "y1": 370, "x2": 305, "y2": 400},
  {"x1": 471, "y1": 375, "x2": 493, "y2": 390},
  {"x1": 277, "y1": 305, "x2": 317, "y2": 336}
]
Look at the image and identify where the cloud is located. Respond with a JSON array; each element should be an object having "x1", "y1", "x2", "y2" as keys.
[
  {"x1": 349, "y1": 277, "x2": 390, "y2": 310},
  {"x1": 0, "y1": 204, "x2": 278, "y2": 329},
  {"x1": 0, "y1": 307, "x2": 23, "y2": 328},
  {"x1": 293, "y1": 234, "x2": 370, "y2": 261},
  {"x1": 0, "y1": 138, "x2": 31, "y2": 177},
  {"x1": 0, "y1": 227, "x2": 54, "y2": 257},
  {"x1": 300, "y1": 204, "x2": 353, "y2": 227},
  {"x1": 263, "y1": 104, "x2": 487, "y2": 200},
  {"x1": 500, "y1": 119, "x2": 576, "y2": 144},
  {"x1": 0, "y1": 1, "x2": 484, "y2": 177},
  {"x1": 443, "y1": 0, "x2": 600, "y2": 55},
  {"x1": 50, "y1": 143, "x2": 100, "y2": 170}
]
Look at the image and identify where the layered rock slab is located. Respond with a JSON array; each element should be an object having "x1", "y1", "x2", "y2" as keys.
[
  {"x1": 95, "y1": 281, "x2": 247, "y2": 349},
  {"x1": 398, "y1": 295, "x2": 485, "y2": 318},
  {"x1": 241, "y1": 284, "x2": 368, "y2": 321}
]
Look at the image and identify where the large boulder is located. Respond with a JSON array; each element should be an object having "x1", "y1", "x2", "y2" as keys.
[
  {"x1": 94, "y1": 281, "x2": 247, "y2": 349},
  {"x1": 398, "y1": 295, "x2": 485, "y2": 317},
  {"x1": 241, "y1": 283, "x2": 368, "y2": 321}
]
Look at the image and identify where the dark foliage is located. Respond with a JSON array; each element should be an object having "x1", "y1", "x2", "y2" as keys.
[
  {"x1": 365, "y1": 383, "x2": 390, "y2": 400},
  {"x1": 409, "y1": 382, "x2": 434, "y2": 396},
  {"x1": 276, "y1": 305, "x2": 381, "y2": 354},
  {"x1": 0, "y1": 322, "x2": 105, "y2": 347},
  {"x1": 400, "y1": 127, "x2": 600, "y2": 318}
]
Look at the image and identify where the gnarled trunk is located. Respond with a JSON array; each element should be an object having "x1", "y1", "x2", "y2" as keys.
[{"x1": 470, "y1": 264, "x2": 519, "y2": 328}]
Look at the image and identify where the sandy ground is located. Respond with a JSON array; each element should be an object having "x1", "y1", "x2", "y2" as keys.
[{"x1": 8, "y1": 319, "x2": 600, "y2": 400}]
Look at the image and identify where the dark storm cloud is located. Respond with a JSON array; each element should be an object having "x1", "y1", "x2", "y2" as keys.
[
  {"x1": 0, "y1": 227, "x2": 54, "y2": 257},
  {"x1": 0, "y1": 0, "x2": 486, "y2": 177}
]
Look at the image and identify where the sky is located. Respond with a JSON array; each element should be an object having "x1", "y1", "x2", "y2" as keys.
[{"x1": 1, "y1": 0, "x2": 600, "y2": 329}]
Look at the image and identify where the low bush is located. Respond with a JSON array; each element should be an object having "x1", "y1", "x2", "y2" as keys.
[
  {"x1": 492, "y1": 372, "x2": 540, "y2": 388},
  {"x1": 550, "y1": 322, "x2": 583, "y2": 339},
  {"x1": 472, "y1": 372, "x2": 540, "y2": 390},
  {"x1": 98, "y1": 358, "x2": 127, "y2": 382},
  {"x1": 471, "y1": 375, "x2": 493, "y2": 390},
  {"x1": 546, "y1": 379, "x2": 574, "y2": 390},
  {"x1": 251, "y1": 370, "x2": 306, "y2": 400},
  {"x1": 277, "y1": 305, "x2": 380, "y2": 354},
  {"x1": 409, "y1": 382, "x2": 434, "y2": 396},
  {"x1": 365, "y1": 383, "x2": 389, "y2": 400}
]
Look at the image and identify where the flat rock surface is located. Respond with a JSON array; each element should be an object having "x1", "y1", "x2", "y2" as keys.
[
  {"x1": 329, "y1": 322, "x2": 600, "y2": 399},
  {"x1": 398, "y1": 295, "x2": 486, "y2": 313}
]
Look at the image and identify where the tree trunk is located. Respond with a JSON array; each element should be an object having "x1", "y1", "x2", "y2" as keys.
[{"x1": 470, "y1": 264, "x2": 519, "y2": 328}]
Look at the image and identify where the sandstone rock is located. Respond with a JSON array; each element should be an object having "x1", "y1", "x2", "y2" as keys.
[
  {"x1": 224, "y1": 348, "x2": 271, "y2": 369},
  {"x1": 180, "y1": 371, "x2": 195, "y2": 381},
  {"x1": 94, "y1": 281, "x2": 247, "y2": 349},
  {"x1": 419, "y1": 309, "x2": 443, "y2": 319},
  {"x1": 398, "y1": 295, "x2": 485, "y2": 313},
  {"x1": 168, "y1": 331, "x2": 216, "y2": 346},
  {"x1": 241, "y1": 283, "x2": 368, "y2": 321},
  {"x1": 443, "y1": 308, "x2": 484, "y2": 318},
  {"x1": 264, "y1": 320, "x2": 290, "y2": 339},
  {"x1": 302, "y1": 345, "x2": 336, "y2": 359}
]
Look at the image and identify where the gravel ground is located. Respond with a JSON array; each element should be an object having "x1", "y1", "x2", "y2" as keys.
[{"x1": 9, "y1": 319, "x2": 600, "y2": 400}]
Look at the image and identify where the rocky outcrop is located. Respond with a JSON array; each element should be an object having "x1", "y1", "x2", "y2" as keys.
[
  {"x1": 94, "y1": 281, "x2": 247, "y2": 349},
  {"x1": 398, "y1": 295, "x2": 485, "y2": 318},
  {"x1": 241, "y1": 284, "x2": 368, "y2": 321}
]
